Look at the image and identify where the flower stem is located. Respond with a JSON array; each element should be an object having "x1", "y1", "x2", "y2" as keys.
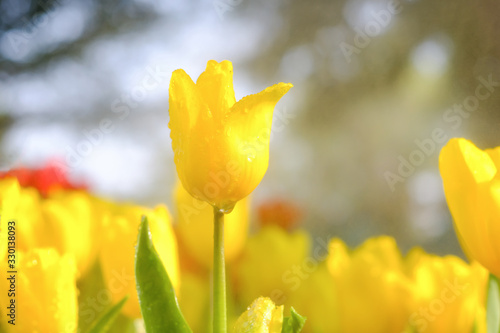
[{"x1": 213, "y1": 207, "x2": 227, "y2": 333}]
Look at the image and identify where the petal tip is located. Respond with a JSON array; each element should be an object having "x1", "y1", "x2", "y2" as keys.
[{"x1": 204, "y1": 59, "x2": 233, "y2": 74}]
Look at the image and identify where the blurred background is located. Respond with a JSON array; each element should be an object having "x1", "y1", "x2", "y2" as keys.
[{"x1": 0, "y1": 0, "x2": 499, "y2": 257}]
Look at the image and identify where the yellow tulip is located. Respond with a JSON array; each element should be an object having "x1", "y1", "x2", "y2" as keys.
[
  {"x1": 42, "y1": 190, "x2": 103, "y2": 276},
  {"x1": 174, "y1": 182, "x2": 250, "y2": 269},
  {"x1": 0, "y1": 178, "x2": 45, "y2": 256},
  {"x1": 289, "y1": 236, "x2": 487, "y2": 333},
  {"x1": 99, "y1": 203, "x2": 180, "y2": 318},
  {"x1": 232, "y1": 225, "x2": 311, "y2": 309},
  {"x1": 233, "y1": 297, "x2": 284, "y2": 333},
  {"x1": 324, "y1": 237, "x2": 412, "y2": 333},
  {"x1": 0, "y1": 178, "x2": 101, "y2": 276},
  {"x1": 404, "y1": 248, "x2": 488, "y2": 333},
  {"x1": 439, "y1": 138, "x2": 500, "y2": 277},
  {"x1": 287, "y1": 263, "x2": 339, "y2": 333},
  {"x1": 0, "y1": 248, "x2": 78, "y2": 333},
  {"x1": 168, "y1": 60, "x2": 292, "y2": 212}
]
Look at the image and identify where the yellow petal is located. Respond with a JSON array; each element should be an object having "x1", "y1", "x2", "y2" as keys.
[
  {"x1": 439, "y1": 138, "x2": 500, "y2": 276},
  {"x1": 232, "y1": 225, "x2": 310, "y2": 308},
  {"x1": 233, "y1": 297, "x2": 284, "y2": 333},
  {"x1": 439, "y1": 138, "x2": 496, "y2": 190},
  {"x1": 406, "y1": 251, "x2": 488, "y2": 333},
  {"x1": 219, "y1": 83, "x2": 293, "y2": 206},
  {"x1": 178, "y1": 272, "x2": 211, "y2": 333},
  {"x1": 196, "y1": 60, "x2": 236, "y2": 119},
  {"x1": 174, "y1": 182, "x2": 250, "y2": 269},
  {"x1": 99, "y1": 204, "x2": 180, "y2": 318},
  {"x1": 0, "y1": 249, "x2": 78, "y2": 332},
  {"x1": 327, "y1": 237, "x2": 411, "y2": 333},
  {"x1": 169, "y1": 68, "x2": 217, "y2": 205},
  {"x1": 42, "y1": 191, "x2": 101, "y2": 276}
]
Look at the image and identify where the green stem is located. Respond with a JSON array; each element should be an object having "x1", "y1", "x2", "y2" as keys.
[{"x1": 213, "y1": 207, "x2": 227, "y2": 333}]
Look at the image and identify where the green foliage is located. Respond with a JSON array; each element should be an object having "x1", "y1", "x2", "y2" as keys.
[
  {"x1": 135, "y1": 216, "x2": 192, "y2": 333},
  {"x1": 487, "y1": 274, "x2": 500, "y2": 333},
  {"x1": 282, "y1": 307, "x2": 306, "y2": 333}
]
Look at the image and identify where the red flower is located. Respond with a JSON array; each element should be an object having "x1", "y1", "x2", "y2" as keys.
[{"x1": 0, "y1": 162, "x2": 86, "y2": 196}]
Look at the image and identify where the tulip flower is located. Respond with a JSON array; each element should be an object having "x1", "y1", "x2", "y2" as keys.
[
  {"x1": 325, "y1": 237, "x2": 413, "y2": 333},
  {"x1": 405, "y1": 248, "x2": 488, "y2": 333},
  {"x1": 169, "y1": 60, "x2": 292, "y2": 333},
  {"x1": 439, "y1": 138, "x2": 500, "y2": 277},
  {"x1": 42, "y1": 190, "x2": 103, "y2": 276},
  {"x1": 0, "y1": 178, "x2": 101, "y2": 276},
  {"x1": 0, "y1": 248, "x2": 78, "y2": 333},
  {"x1": 168, "y1": 60, "x2": 292, "y2": 213}
]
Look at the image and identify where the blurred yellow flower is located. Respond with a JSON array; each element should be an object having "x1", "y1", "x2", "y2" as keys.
[
  {"x1": 439, "y1": 138, "x2": 500, "y2": 277},
  {"x1": 0, "y1": 178, "x2": 99, "y2": 276},
  {"x1": 232, "y1": 225, "x2": 311, "y2": 309},
  {"x1": 42, "y1": 190, "x2": 104, "y2": 276},
  {"x1": 174, "y1": 182, "x2": 250, "y2": 269},
  {"x1": 168, "y1": 60, "x2": 292, "y2": 212},
  {"x1": 0, "y1": 178, "x2": 45, "y2": 258},
  {"x1": 178, "y1": 272, "x2": 211, "y2": 333},
  {"x1": 233, "y1": 297, "x2": 284, "y2": 333},
  {"x1": 290, "y1": 236, "x2": 487, "y2": 333},
  {"x1": 99, "y1": 204, "x2": 180, "y2": 318},
  {"x1": 325, "y1": 237, "x2": 412, "y2": 333},
  {"x1": 404, "y1": 248, "x2": 488, "y2": 333},
  {"x1": 0, "y1": 248, "x2": 78, "y2": 333},
  {"x1": 287, "y1": 263, "x2": 339, "y2": 333}
]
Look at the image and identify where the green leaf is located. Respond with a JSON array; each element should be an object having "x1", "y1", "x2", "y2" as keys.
[
  {"x1": 281, "y1": 307, "x2": 306, "y2": 333},
  {"x1": 86, "y1": 296, "x2": 129, "y2": 333},
  {"x1": 487, "y1": 273, "x2": 500, "y2": 333},
  {"x1": 135, "y1": 216, "x2": 192, "y2": 333}
]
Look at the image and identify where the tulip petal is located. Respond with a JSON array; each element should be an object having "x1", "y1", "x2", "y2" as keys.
[
  {"x1": 196, "y1": 60, "x2": 236, "y2": 119},
  {"x1": 169, "y1": 69, "x2": 211, "y2": 129},
  {"x1": 440, "y1": 138, "x2": 500, "y2": 276},
  {"x1": 439, "y1": 138, "x2": 496, "y2": 190},
  {"x1": 486, "y1": 180, "x2": 500, "y2": 276},
  {"x1": 220, "y1": 83, "x2": 292, "y2": 204},
  {"x1": 486, "y1": 147, "x2": 500, "y2": 176},
  {"x1": 169, "y1": 69, "x2": 213, "y2": 195}
]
